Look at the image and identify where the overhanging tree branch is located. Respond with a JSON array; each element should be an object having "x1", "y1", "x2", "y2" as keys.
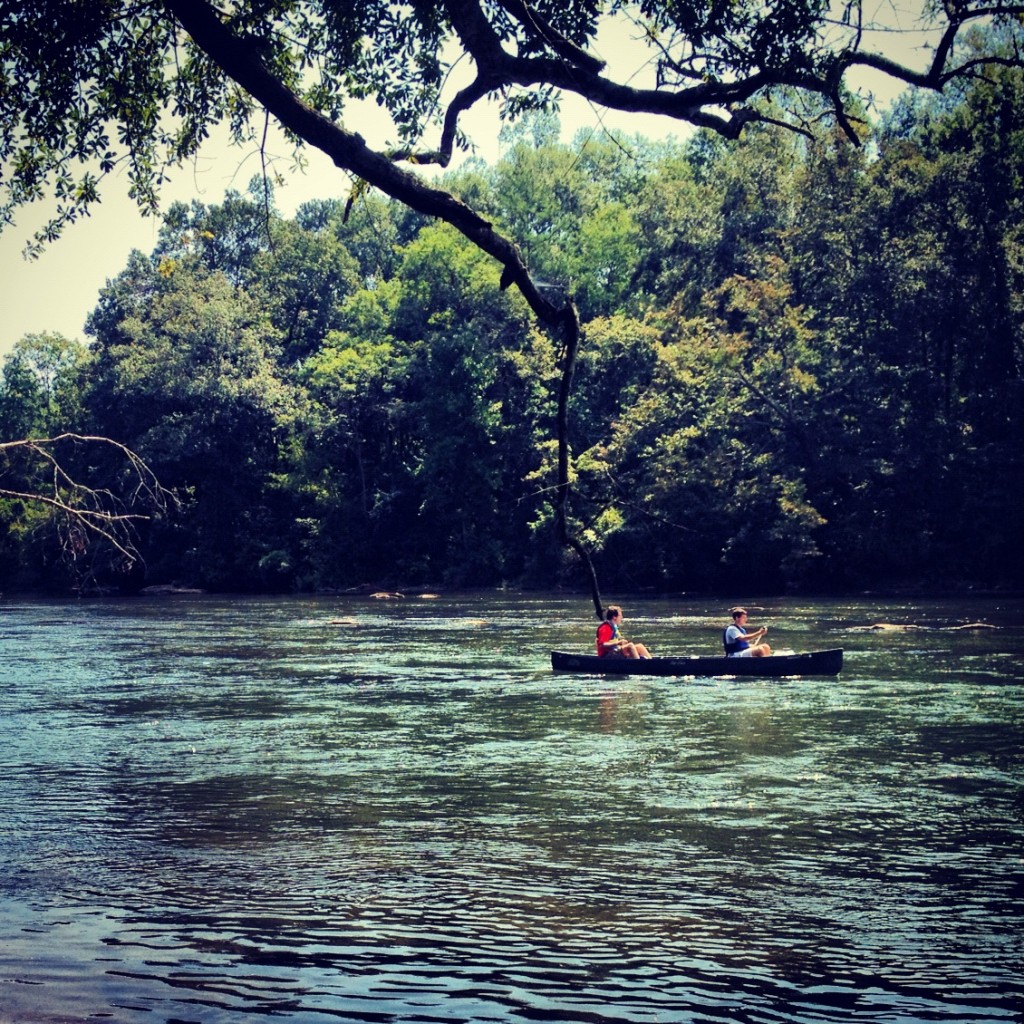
[{"x1": 0, "y1": 434, "x2": 172, "y2": 573}]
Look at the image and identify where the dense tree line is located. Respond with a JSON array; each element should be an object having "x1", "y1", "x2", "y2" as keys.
[{"x1": 2, "y1": 68, "x2": 1022, "y2": 594}]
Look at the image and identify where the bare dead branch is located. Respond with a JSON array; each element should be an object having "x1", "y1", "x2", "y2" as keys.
[{"x1": 0, "y1": 433, "x2": 174, "y2": 575}]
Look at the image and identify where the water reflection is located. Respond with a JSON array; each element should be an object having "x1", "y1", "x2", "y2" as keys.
[{"x1": 1, "y1": 593, "x2": 1022, "y2": 1022}]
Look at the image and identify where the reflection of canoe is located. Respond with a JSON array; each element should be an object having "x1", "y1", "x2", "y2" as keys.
[{"x1": 550, "y1": 648, "x2": 844, "y2": 678}]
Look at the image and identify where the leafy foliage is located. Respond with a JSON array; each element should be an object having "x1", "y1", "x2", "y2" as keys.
[
  {"x1": 3, "y1": 0, "x2": 1022, "y2": 264},
  {"x1": 2, "y1": 7, "x2": 1023, "y2": 593}
]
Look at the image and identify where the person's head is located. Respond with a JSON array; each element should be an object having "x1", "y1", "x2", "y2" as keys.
[
  {"x1": 731, "y1": 607, "x2": 748, "y2": 621},
  {"x1": 605, "y1": 605, "x2": 623, "y2": 622}
]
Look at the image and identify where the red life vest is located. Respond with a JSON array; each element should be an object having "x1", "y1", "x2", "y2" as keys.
[{"x1": 596, "y1": 620, "x2": 618, "y2": 656}]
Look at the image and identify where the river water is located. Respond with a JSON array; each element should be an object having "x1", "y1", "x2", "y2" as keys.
[{"x1": 1, "y1": 593, "x2": 1021, "y2": 1024}]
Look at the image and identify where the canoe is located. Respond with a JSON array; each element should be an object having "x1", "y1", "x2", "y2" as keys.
[{"x1": 550, "y1": 648, "x2": 843, "y2": 678}]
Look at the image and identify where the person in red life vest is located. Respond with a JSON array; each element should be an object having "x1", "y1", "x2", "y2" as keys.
[{"x1": 596, "y1": 605, "x2": 652, "y2": 659}]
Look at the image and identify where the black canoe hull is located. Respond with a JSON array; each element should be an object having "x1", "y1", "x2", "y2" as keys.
[{"x1": 551, "y1": 648, "x2": 843, "y2": 678}]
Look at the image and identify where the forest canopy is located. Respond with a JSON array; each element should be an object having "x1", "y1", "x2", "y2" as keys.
[
  {"x1": 1, "y1": 1, "x2": 1023, "y2": 595},
  {"x1": 2, "y1": 63, "x2": 1022, "y2": 593}
]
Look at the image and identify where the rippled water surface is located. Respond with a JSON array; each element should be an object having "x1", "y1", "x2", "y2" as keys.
[{"x1": 1, "y1": 593, "x2": 1022, "y2": 1024}]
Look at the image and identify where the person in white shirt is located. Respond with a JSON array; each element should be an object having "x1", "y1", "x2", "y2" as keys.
[{"x1": 723, "y1": 607, "x2": 771, "y2": 658}]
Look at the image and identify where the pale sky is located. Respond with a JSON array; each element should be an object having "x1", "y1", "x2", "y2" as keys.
[{"x1": 0, "y1": 12, "x2": 925, "y2": 361}]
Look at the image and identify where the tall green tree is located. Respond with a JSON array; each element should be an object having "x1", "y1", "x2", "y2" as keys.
[
  {"x1": 0, "y1": 333, "x2": 87, "y2": 439},
  {"x1": 83, "y1": 258, "x2": 300, "y2": 588},
  {"x1": 632, "y1": 140, "x2": 725, "y2": 310},
  {"x1": 0, "y1": 336, "x2": 96, "y2": 589},
  {"x1": 297, "y1": 284, "x2": 411, "y2": 587},
  {"x1": 856, "y1": 61, "x2": 1024, "y2": 585},
  {"x1": 376, "y1": 221, "x2": 542, "y2": 583},
  {"x1": 153, "y1": 188, "x2": 364, "y2": 363}
]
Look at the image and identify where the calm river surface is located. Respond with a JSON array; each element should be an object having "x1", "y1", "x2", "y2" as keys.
[{"x1": 1, "y1": 593, "x2": 1021, "y2": 1024}]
